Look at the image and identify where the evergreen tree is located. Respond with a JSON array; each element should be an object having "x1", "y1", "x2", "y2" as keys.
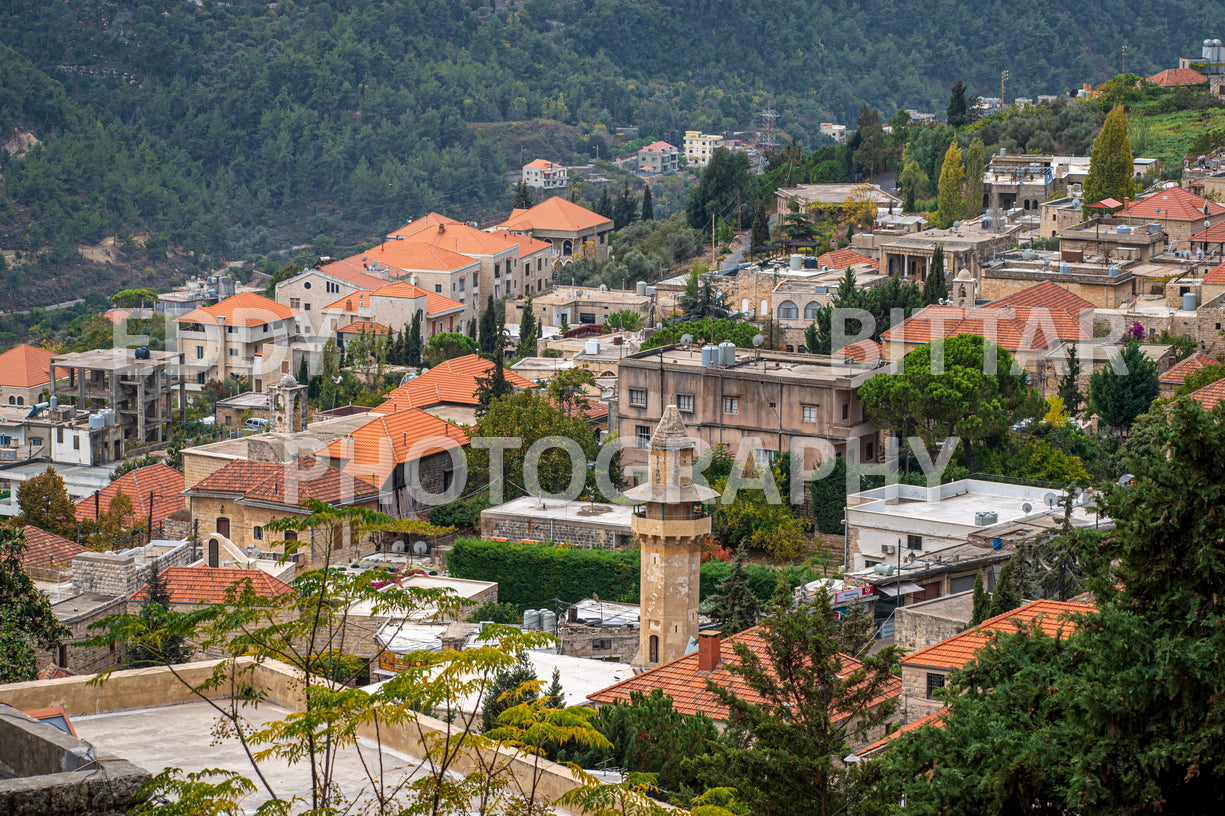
[
  {"x1": 640, "y1": 183, "x2": 654, "y2": 221},
  {"x1": 750, "y1": 201, "x2": 770, "y2": 253},
  {"x1": 803, "y1": 321, "x2": 821, "y2": 355},
  {"x1": 963, "y1": 137, "x2": 986, "y2": 218},
  {"x1": 482, "y1": 651, "x2": 538, "y2": 732},
  {"x1": 16, "y1": 467, "x2": 77, "y2": 540},
  {"x1": 126, "y1": 559, "x2": 192, "y2": 667},
  {"x1": 544, "y1": 668, "x2": 565, "y2": 708},
  {"x1": 968, "y1": 571, "x2": 990, "y2": 627},
  {"x1": 478, "y1": 294, "x2": 500, "y2": 357},
  {"x1": 1082, "y1": 104, "x2": 1136, "y2": 217},
  {"x1": 1088, "y1": 339, "x2": 1159, "y2": 432},
  {"x1": 297, "y1": 356, "x2": 309, "y2": 386},
  {"x1": 475, "y1": 348, "x2": 514, "y2": 415},
  {"x1": 405, "y1": 310, "x2": 423, "y2": 367},
  {"x1": 946, "y1": 80, "x2": 970, "y2": 127},
  {"x1": 1058, "y1": 343, "x2": 1083, "y2": 415},
  {"x1": 612, "y1": 182, "x2": 638, "y2": 230},
  {"x1": 707, "y1": 549, "x2": 763, "y2": 635},
  {"x1": 897, "y1": 145, "x2": 928, "y2": 213},
  {"x1": 922, "y1": 243, "x2": 947, "y2": 305},
  {"x1": 595, "y1": 186, "x2": 613, "y2": 220},
  {"x1": 851, "y1": 106, "x2": 887, "y2": 177},
  {"x1": 934, "y1": 140, "x2": 966, "y2": 228},
  {"x1": 0, "y1": 526, "x2": 70, "y2": 682},
  {"x1": 516, "y1": 294, "x2": 539, "y2": 359},
  {"x1": 513, "y1": 180, "x2": 533, "y2": 209},
  {"x1": 986, "y1": 556, "x2": 1023, "y2": 618}
]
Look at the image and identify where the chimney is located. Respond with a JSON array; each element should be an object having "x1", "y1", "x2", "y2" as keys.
[{"x1": 697, "y1": 631, "x2": 721, "y2": 672}]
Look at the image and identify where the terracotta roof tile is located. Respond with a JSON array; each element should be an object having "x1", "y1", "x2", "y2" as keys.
[
  {"x1": 1148, "y1": 68, "x2": 1208, "y2": 87},
  {"x1": 312, "y1": 259, "x2": 397, "y2": 291},
  {"x1": 499, "y1": 196, "x2": 613, "y2": 233},
  {"x1": 588, "y1": 627, "x2": 901, "y2": 721},
  {"x1": 816, "y1": 248, "x2": 879, "y2": 271},
  {"x1": 855, "y1": 708, "x2": 948, "y2": 758},
  {"x1": 337, "y1": 320, "x2": 394, "y2": 336},
  {"x1": 76, "y1": 464, "x2": 185, "y2": 523},
  {"x1": 179, "y1": 292, "x2": 299, "y2": 327},
  {"x1": 989, "y1": 281, "x2": 1095, "y2": 316},
  {"x1": 187, "y1": 456, "x2": 378, "y2": 507},
  {"x1": 523, "y1": 159, "x2": 564, "y2": 170},
  {"x1": 1189, "y1": 222, "x2": 1225, "y2": 246},
  {"x1": 1121, "y1": 187, "x2": 1225, "y2": 221},
  {"x1": 130, "y1": 565, "x2": 293, "y2": 604},
  {"x1": 902, "y1": 599, "x2": 1093, "y2": 672},
  {"x1": 20, "y1": 525, "x2": 89, "y2": 571},
  {"x1": 1187, "y1": 377, "x2": 1225, "y2": 410},
  {"x1": 1203, "y1": 261, "x2": 1225, "y2": 285},
  {"x1": 316, "y1": 408, "x2": 469, "y2": 482},
  {"x1": 640, "y1": 141, "x2": 676, "y2": 152},
  {"x1": 0, "y1": 344, "x2": 61, "y2": 389},
  {"x1": 880, "y1": 302, "x2": 1082, "y2": 352},
  {"x1": 1160, "y1": 350, "x2": 1219, "y2": 385},
  {"x1": 376, "y1": 354, "x2": 537, "y2": 412},
  {"x1": 389, "y1": 216, "x2": 521, "y2": 257},
  {"x1": 352, "y1": 240, "x2": 481, "y2": 274},
  {"x1": 837, "y1": 338, "x2": 883, "y2": 363}
]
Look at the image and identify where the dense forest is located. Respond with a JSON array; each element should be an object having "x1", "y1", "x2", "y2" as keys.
[{"x1": 1, "y1": 0, "x2": 1224, "y2": 307}]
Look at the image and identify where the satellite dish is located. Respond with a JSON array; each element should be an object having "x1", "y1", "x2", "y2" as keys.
[
  {"x1": 1044, "y1": 492, "x2": 1058, "y2": 508},
  {"x1": 1118, "y1": 473, "x2": 1135, "y2": 486},
  {"x1": 752, "y1": 334, "x2": 766, "y2": 347},
  {"x1": 680, "y1": 333, "x2": 694, "y2": 345},
  {"x1": 1021, "y1": 502, "x2": 1032, "y2": 514},
  {"x1": 411, "y1": 540, "x2": 429, "y2": 555}
]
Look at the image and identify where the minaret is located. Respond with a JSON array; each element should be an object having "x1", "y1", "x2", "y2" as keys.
[{"x1": 624, "y1": 405, "x2": 720, "y2": 668}]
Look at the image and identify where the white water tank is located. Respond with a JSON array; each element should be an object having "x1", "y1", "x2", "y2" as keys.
[
  {"x1": 541, "y1": 610, "x2": 557, "y2": 634},
  {"x1": 718, "y1": 341, "x2": 736, "y2": 367},
  {"x1": 701, "y1": 345, "x2": 720, "y2": 368},
  {"x1": 789, "y1": 254, "x2": 803, "y2": 270},
  {"x1": 636, "y1": 281, "x2": 648, "y2": 296},
  {"x1": 1183, "y1": 291, "x2": 1198, "y2": 311},
  {"x1": 584, "y1": 338, "x2": 601, "y2": 355},
  {"x1": 88, "y1": 413, "x2": 105, "y2": 430},
  {"x1": 524, "y1": 609, "x2": 542, "y2": 630}
]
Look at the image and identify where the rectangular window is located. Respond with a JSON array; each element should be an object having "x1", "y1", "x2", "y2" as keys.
[
  {"x1": 579, "y1": 312, "x2": 597, "y2": 325},
  {"x1": 228, "y1": 348, "x2": 238, "y2": 357},
  {"x1": 262, "y1": 323, "x2": 270, "y2": 333},
  {"x1": 842, "y1": 403, "x2": 850, "y2": 421},
  {"x1": 926, "y1": 673, "x2": 946, "y2": 699},
  {"x1": 636, "y1": 425, "x2": 652, "y2": 447},
  {"x1": 629, "y1": 388, "x2": 647, "y2": 407},
  {"x1": 72, "y1": 435, "x2": 79, "y2": 450},
  {"x1": 435, "y1": 284, "x2": 443, "y2": 293},
  {"x1": 253, "y1": 526, "x2": 263, "y2": 540},
  {"x1": 802, "y1": 404, "x2": 818, "y2": 423},
  {"x1": 57, "y1": 428, "x2": 64, "y2": 444},
  {"x1": 304, "y1": 303, "x2": 310, "y2": 310},
  {"x1": 677, "y1": 393, "x2": 695, "y2": 413},
  {"x1": 592, "y1": 639, "x2": 612, "y2": 650},
  {"x1": 289, "y1": 298, "x2": 301, "y2": 309},
  {"x1": 723, "y1": 396, "x2": 739, "y2": 414},
  {"x1": 907, "y1": 534, "x2": 923, "y2": 550},
  {"x1": 195, "y1": 346, "x2": 204, "y2": 360},
  {"x1": 865, "y1": 441, "x2": 875, "y2": 460},
  {"x1": 196, "y1": 372, "x2": 206, "y2": 384},
  {"x1": 459, "y1": 278, "x2": 466, "y2": 292}
]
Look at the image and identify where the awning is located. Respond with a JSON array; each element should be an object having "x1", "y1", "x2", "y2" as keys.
[{"x1": 875, "y1": 582, "x2": 925, "y2": 598}]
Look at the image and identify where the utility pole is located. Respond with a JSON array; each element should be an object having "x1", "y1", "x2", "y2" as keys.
[
  {"x1": 1000, "y1": 69, "x2": 1008, "y2": 109},
  {"x1": 1122, "y1": 45, "x2": 1127, "y2": 75}
]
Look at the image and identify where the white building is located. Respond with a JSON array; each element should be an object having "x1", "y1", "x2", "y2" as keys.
[{"x1": 522, "y1": 159, "x2": 568, "y2": 189}]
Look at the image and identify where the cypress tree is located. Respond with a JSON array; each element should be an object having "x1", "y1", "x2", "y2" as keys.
[
  {"x1": 707, "y1": 549, "x2": 763, "y2": 636},
  {"x1": 478, "y1": 295, "x2": 499, "y2": 357},
  {"x1": 963, "y1": 137, "x2": 985, "y2": 218},
  {"x1": 517, "y1": 294, "x2": 539, "y2": 359},
  {"x1": 922, "y1": 243, "x2": 947, "y2": 305},
  {"x1": 934, "y1": 141, "x2": 965, "y2": 229},
  {"x1": 1082, "y1": 104, "x2": 1136, "y2": 217},
  {"x1": 406, "y1": 311, "x2": 423, "y2": 367},
  {"x1": 1058, "y1": 343, "x2": 1083, "y2": 416},
  {"x1": 297, "y1": 356, "x2": 309, "y2": 386},
  {"x1": 640, "y1": 183, "x2": 654, "y2": 221},
  {"x1": 987, "y1": 557, "x2": 1023, "y2": 618},
  {"x1": 751, "y1": 201, "x2": 770, "y2": 253},
  {"x1": 968, "y1": 572, "x2": 990, "y2": 627},
  {"x1": 946, "y1": 80, "x2": 970, "y2": 127},
  {"x1": 1088, "y1": 339, "x2": 1160, "y2": 433}
]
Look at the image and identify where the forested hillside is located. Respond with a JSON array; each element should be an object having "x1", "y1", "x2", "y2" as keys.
[{"x1": 1, "y1": 0, "x2": 1224, "y2": 306}]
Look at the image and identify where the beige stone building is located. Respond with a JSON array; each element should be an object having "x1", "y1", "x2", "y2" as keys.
[
  {"x1": 1116, "y1": 186, "x2": 1225, "y2": 248},
  {"x1": 496, "y1": 196, "x2": 614, "y2": 262},
  {"x1": 510, "y1": 285, "x2": 654, "y2": 330},
  {"x1": 878, "y1": 221, "x2": 1020, "y2": 284},
  {"x1": 176, "y1": 292, "x2": 300, "y2": 393},
  {"x1": 0, "y1": 344, "x2": 69, "y2": 409}
]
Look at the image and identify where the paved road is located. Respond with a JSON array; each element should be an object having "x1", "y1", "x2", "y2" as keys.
[{"x1": 718, "y1": 232, "x2": 751, "y2": 273}]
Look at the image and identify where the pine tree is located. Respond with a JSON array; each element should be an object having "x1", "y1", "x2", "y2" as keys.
[
  {"x1": 517, "y1": 294, "x2": 539, "y2": 359},
  {"x1": 475, "y1": 348, "x2": 514, "y2": 415},
  {"x1": 1083, "y1": 104, "x2": 1136, "y2": 217},
  {"x1": 1088, "y1": 339, "x2": 1160, "y2": 432},
  {"x1": 513, "y1": 180, "x2": 533, "y2": 209},
  {"x1": 963, "y1": 137, "x2": 986, "y2": 218},
  {"x1": 482, "y1": 651, "x2": 538, "y2": 732},
  {"x1": 934, "y1": 141, "x2": 966, "y2": 229},
  {"x1": 544, "y1": 668, "x2": 565, "y2": 708},
  {"x1": 640, "y1": 183, "x2": 654, "y2": 221},
  {"x1": 987, "y1": 556, "x2": 1023, "y2": 618},
  {"x1": 968, "y1": 571, "x2": 990, "y2": 626},
  {"x1": 297, "y1": 356, "x2": 309, "y2": 386},
  {"x1": 922, "y1": 243, "x2": 947, "y2": 305},
  {"x1": 946, "y1": 80, "x2": 970, "y2": 127},
  {"x1": 1058, "y1": 343, "x2": 1083, "y2": 416},
  {"x1": 595, "y1": 186, "x2": 613, "y2": 219},
  {"x1": 406, "y1": 310, "x2": 423, "y2": 367},
  {"x1": 707, "y1": 549, "x2": 763, "y2": 635}
]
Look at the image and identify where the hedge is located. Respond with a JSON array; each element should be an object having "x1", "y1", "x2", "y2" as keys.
[{"x1": 447, "y1": 538, "x2": 823, "y2": 611}]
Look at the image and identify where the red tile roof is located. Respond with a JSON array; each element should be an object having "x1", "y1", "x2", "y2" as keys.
[
  {"x1": 76, "y1": 464, "x2": 185, "y2": 523},
  {"x1": 390, "y1": 215, "x2": 523, "y2": 257},
  {"x1": 186, "y1": 456, "x2": 379, "y2": 507},
  {"x1": 312, "y1": 258, "x2": 397, "y2": 291},
  {"x1": 337, "y1": 320, "x2": 394, "y2": 336},
  {"x1": 1203, "y1": 261, "x2": 1225, "y2": 286},
  {"x1": 1148, "y1": 68, "x2": 1208, "y2": 87},
  {"x1": 1160, "y1": 350, "x2": 1219, "y2": 385},
  {"x1": 500, "y1": 196, "x2": 613, "y2": 233},
  {"x1": 816, "y1": 248, "x2": 879, "y2": 271},
  {"x1": 902, "y1": 600, "x2": 1092, "y2": 672},
  {"x1": 837, "y1": 338, "x2": 883, "y2": 363},
  {"x1": 179, "y1": 292, "x2": 299, "y2": 327},
  {"x1": 587, "y1": 627, "x2": 901, "y2": 721},
  {"x1": 0, "y1": 344, "x2": 61, "y2": 389},
  {"x1": 880, "y1": 299, "x2": 1086, "y2": 352},
  {"x1": 1187, "y1": 377, "x2": 1225, "y2": 410},
  {"x1": 640, "y1": 141, "x2": 676, "y2": 152},
  {"x1": 316, "y1": 408, "x2": 469, "y2": 482},
  {"x1": 1189, "y1": 221, "x2": 1225, "y2": 245},
  {"x1": 988, "y1": 281, "x2": 1095, "y2": 316},
  {"x1": 20, "y1": 525, "x2": 89, "y2": 571},
  {"x1": 855, "y1": 708, "x2": 948, "y2": 758},
  {"x1": 523, "y1": 159, "x2": 564, "y2": 170},
  {"x1": 376, "y1": 354, "x2": 537, "y2": 412},
  {"x1": 356, "y1": 241, "x2": 480, "y2": 274},
  {"x1": 130, "y1": 565, "x2": 293, "y2": 605},
  {"x1": 1121, "y1": 187, "x2": 1225, "y2": 221}
]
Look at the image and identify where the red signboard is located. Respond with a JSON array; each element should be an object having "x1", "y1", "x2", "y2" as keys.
[{"x1": 833, "y1": 585, "x2": 874, "y2": 605}]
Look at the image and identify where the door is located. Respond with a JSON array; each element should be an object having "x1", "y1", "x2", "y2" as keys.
[{"x1": 216, "y1": 517, "x2": 230, "y2": 538}]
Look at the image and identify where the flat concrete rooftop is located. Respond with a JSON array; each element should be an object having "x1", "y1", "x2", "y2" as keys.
[
  {"x1": 625, "y1": 345, "x2": 886, "y2": 381},
  {"x1": 482, "y1": 496, "x2": 635, "y2": 528},
  {"x1": 849, "y1": 479, "x2": 1099, "y2": 529}
]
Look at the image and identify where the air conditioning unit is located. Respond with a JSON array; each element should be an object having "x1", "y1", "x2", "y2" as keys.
[{"x1": 882, "y1": 543, "x2": 896, "y2": 555}]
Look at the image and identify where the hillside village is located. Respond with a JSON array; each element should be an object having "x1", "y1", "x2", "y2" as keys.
[{"x1": 3, "y1": 25, "x2": 1225, "y2": 816}]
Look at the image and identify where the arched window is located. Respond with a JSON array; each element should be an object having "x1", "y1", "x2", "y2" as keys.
[
  {"x1": 804, "y1": 301, "x2": 821, "y2": 319},
  {"x1": 16, "y1": 397, "x2": 23, "y2": 406},
  {"x1": 562, "y1": 239, "x2": 574, "y2": 256},
  {"x1": 777, "y1": 300, "x2": 799, "y2": 319},
  {"x1": 6, "y1": 397, "x2": 13, "y2": 405}
]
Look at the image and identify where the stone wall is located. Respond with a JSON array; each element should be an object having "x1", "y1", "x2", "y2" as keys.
[
  {"x1": 38, "y1": 594, "x2": 129, "y2": 677},
  {"x1": 895, "y1": 592, "x2": 974, "y2": 653},
  {"x1": 558, "y1": 623, "x2": 639, "y2": 664},
  {"x1": 900, "y1": 667, "x2": 949, "y2": 722},
  {"x1": 68, "y1": 541, "x2": 192, "y2": 598},
  {"x1": 979, "y1": 269, "x2": 1136, "y2": 308},
  {"x1": 480, "y1": 515, "x2": 633, "y2": 549}
]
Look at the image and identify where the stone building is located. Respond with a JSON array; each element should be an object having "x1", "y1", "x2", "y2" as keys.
[
  {"x1": 623, "y1": 405, "x2": 719, "y2": 668},
  {"x1": 558, "y1": 598, "x2": 641, "y2": 664},
  {"x1": 49, "y1": 347, "x2": 185, "y2": 445},
  {"x1": 877, "y1": 221, "x2": 1019, "y2": 284},
  {"x1": 480, "y1": 497, "x2": 635, "y2": 548}
]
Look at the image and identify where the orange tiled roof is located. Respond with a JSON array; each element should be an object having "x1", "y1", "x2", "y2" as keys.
[
  {"x1": 1203, "y1": 261, "x2": 1225, "y2": 286},
  {"x1": 0, "y1": 344, "x2": 61, "y2": 389},
  {"x1": 640, "y1": 141, "x2": 676, "y2": 152},
  {"x1": 354, "y1": 240, "x2": 480, "y2": 274},
  {"x1": 337, "y1": 320, "x2": 394, "y2": 335},
  {"x1": 178, "y1": 292, "x2": 299, "y2": 327},
  {"x1": 390, "y1": 215, "x2": 522, "y2": 257},
  {"x1": 130, "y1": 565, "x2": 293, "y2": 604},
  {"x1": 1148, "y1": 68, "x2": 1208, "y2": 87},
  {"x1": 989, "y1": 281, "x2": 1095, "y2": 316},
  {"x1": 500, "y1": 196, "x2": 613, "y2": 233},
  {"x1": 1160, "y1": 350, "x2": 1219, "y2": 385},
  {"x1": 1187, "y1": 377, "x2": 1225, "y2": 410},
  {"x1": 316, "y1": 408, "x2": 469, "y2": 482},
  {"x1": 376, "y1": 354, "x2": 537, "y2": 412},
  {"x1": 523, "y1": 159, "x2": 564, "y2": 170},
  {"x1": 902, "y1": 599, "x2": 1093, "y2": 672},
  {"x1": 186, "y1": 456, "x2": 378, "y2": 507},
  {"x1": 855, "y1": 708, "x2": 948, "y2": 758},
  {"x1": 1189, "y1": 221, "x2": 1225, "y2": 245},
  {"x1": 587, "y1": 627, "x2": 901, "y2": 720},
  {"x1": 816, "y1": 248, "x2": 879, "y2": 271},
  {"x1": 1121, "y1": 187, "x2": 1225, "y2": 221},
  {"x1": 76, "y1": 463, "x2": 186, "y2": 523},
  {"x1": 313, "y1": 258, "x2": 397, "y2": 290},
  {"x1": 836, "y1": 338, "x2": 883, "y2": 363},
  {"x1": 371, "y1": 281, "x2": 464, "y2": 315},
  {"x1": 20, "y1": 525, "x2": 89, "y2": 571},
  {"x1": 880, "y1": 302, "x2": 1087, "y2": 352}
]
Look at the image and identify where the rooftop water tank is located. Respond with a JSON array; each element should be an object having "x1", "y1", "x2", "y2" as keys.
[
  {"x1": 718, "y1": 341, "x2": 736, "y2": 367},
  {"x1": 1183, "y1": 291, "x2": 1198, "y2": 311},
  {"x1": 523, "y1": 609, "x2": 542, "y2": 630},
  {"x1": 584, "y1": 338, "x2": 601, "y2": 356},
  {"x1": 701, "y1": 345, "x2": 720, "y2": 368},
  {"x1": 789, "y1": 254, "x2": 803, "y2": 271},
  {"x1": 541, "y1": 610, "x2": 558, "y2": 635},
  {"x1": 636, "y1": 281, "x2": 648, "y2": 296},
  {"x1": 1108, "y1": 266, "x2": 1121, "y2": 277},
  {"x1": 88, "y1": 413, "x2": 105, "y2": 430},
  {"x1": 134, "y1": 347, "x2": 150, "y2": 360},
  {"x1": 804, "y1": 256, "x2": 818, "y2": 269},
  {"x1": 1060, "y1": 263, "x2": 1070, "y2": 274},
  {"x1": 48, "y1": 395, "x2": 57, "y2": 409}
]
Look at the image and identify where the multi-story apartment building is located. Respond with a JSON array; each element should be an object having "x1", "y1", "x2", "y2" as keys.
[
  {"x1": 176, "y1": 292, "x2": 300, "y2": 392},
  {"x1": 49, "y1": 347, "x2": 185, "y2": 445},
  {"x1": 637, "y1": 141, "x2": 679, "y2": 175},
  {"x1": 321, "y1": 280, "x2": 465, "y2": 341},
  {"x1": 521, "y1": 159, "x2": 568, "y2": 189},
  {"x1": 683, "y1": 131, "x2": 724, "y2": 168},
  {"x1": 496, "y1": 196, "x2": 614, "y2": 262}
]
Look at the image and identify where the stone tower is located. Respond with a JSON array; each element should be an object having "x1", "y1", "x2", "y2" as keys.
[
  {"x1": 267, "y1": 373, "x2": 309, "y2": 433},
  {"x1": 625, "y1": 405, "x2": 719, "y2": 668},
  {"x1": 953, "y1": 268, "x2": 978, "y2": 308}
]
